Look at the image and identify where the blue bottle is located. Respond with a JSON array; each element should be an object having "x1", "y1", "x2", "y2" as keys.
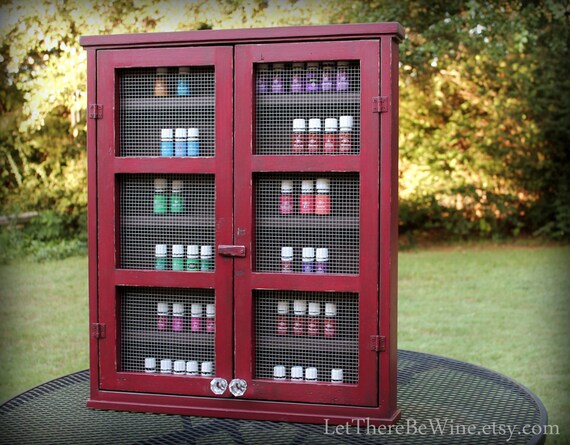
[
  {"x1": 160, "y1": 129, "x2": 174, "y2": 156},
  {"x1": 177, "y1": 67, "x2": 190, "y2": 96},
  {"x1": 187, "y1": 128, "x2": 200, "y2": 157},
  {"x1": 174, "y1": 128, "x2": 187, "y2": 157}
]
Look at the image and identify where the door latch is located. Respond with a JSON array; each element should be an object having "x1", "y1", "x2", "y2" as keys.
[{"x1": 218, "y1": 245, "x2": 246, "y2": 257}]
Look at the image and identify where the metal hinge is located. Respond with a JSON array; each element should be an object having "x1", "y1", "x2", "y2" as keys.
[
  {"x1": 369, "y1": 335, "x2": 386, "y2": 352},
  {"x1": 91, "y1": 323, "x2": 106, "y2": 339},
  {"x1": 88, "y1": 104, "x2": 103, "y2": 119},
  {"x1": 373, "y1": 96, "x2": 388, "y2": 113}
]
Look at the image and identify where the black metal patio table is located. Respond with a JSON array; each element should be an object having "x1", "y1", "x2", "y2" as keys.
[{"x1": 0, "y1": 350, "x2": 547, "y2": 445}]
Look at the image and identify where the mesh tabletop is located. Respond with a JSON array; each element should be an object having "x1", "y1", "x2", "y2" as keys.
[{"x1": 0, "y1": 350, "x2": 547, "y2": 445}]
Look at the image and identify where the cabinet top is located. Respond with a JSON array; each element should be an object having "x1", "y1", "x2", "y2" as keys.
[{"x1": 80, "y1": 22, "x2": 404, "y2": 49}]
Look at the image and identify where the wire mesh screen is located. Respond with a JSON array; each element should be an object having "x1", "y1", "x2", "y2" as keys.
[
  {"x1": 254, "y1": 291, "x2": 359, "y2": 384},
  {"x1": 119, "y1": 174, "x2": 215, "y2": 271},
  {"x1": 255, "y1": 61, "x2": 360, "y2": 155},
  {"x1": 120, "y1": 287, "x2": 216, "y2": 374},
  {"x1": 254, "y1": 173, "x2": 359, "y2": 274},
  {"x1": 119, "y1": 67, "x2": 215, "y2": 157}
]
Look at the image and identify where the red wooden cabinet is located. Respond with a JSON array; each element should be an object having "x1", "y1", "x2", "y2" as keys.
[{"x1": 81, "y1": 22, "x2": 403, "y2": 426}]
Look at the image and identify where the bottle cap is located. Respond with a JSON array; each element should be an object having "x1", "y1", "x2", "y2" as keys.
[
  {"x1": 324, "y1": 118, "x2": 338, "y2": 132},
  {"x1": 258, "y1": 63, "x2": 269, "y2": 71},
  {"x1": 292, "y1": 118, "x2": 306, "y2": 131},
  {"x1": 337, "y1": 60, "x2": 350, "y2": 67},
  {"x1": 291, "y1": 366, "x2": 303, "y2": 380},
  {"x1": 187, "y1": 128, "x2": 199, "y2": 138},
  {"x1": 175, "y1": 128, "x2": 187, "y2": 138},
  {"x1": 339, "y1": 115, "x2": 353, "y2": 130},
  {"x1": 187, "y1": 245, "x2": 199, "y2": 256},
  {"x1": 155, "y1": 244, "x2": 167, "y2": 256},
  {"x1": 273, "y1": 365, "x2": 286, "y2": 379},
  {"x1": 171, "y1": 180, "x2": 183, "y2": 192},
  {"x1": 160, "y1": 359, "x2": 172, "y2": 373},
  {"x1": 316, "y1": 178, "x2": 330, "y2": 191},
  {"x1": 172, "y1": 244, "x2": 184, "y2": 256},
  {"x1": 145, "y1": 357, "x2": 156, "y2": 370},
  {"x1": 316, "y1": 248, "x2": 329, "y2": 261},
  {"x1": 322, "y1": 61, "x2": 336, "y2": 68},
  {"x1": 292, "y1": 62, "x2": 305, "y2": 69},
  {"x1": 272, "y1": 63, "x2": 285, "y2": 70},
  {"x1": 206, "y1": 303, "x2": 215, "y2": 317},
  {"x1": 325, "y1": 302, "x2": 337, "y2": 316},
  {"x1": 302, "y1": 247, "x2": 315, "y2": 259},
  {"x1": 277, "y1": 300, "x2": 289, "y2": 315},
  {"x1": 154, "y1": 178, "x2": 167, "y2": 191},
  {"x1": 331, "y1": 368, "x2": 344, "y2": 382},
  {"x1": 161, "y1": 128, "x2": 173, "y2": 139},
  {"x1": 157, "y1": 302, "x2": 169, "y2": 315},
  {"x1": 281, "y1": 246, "x2": 293, "y2": 259},
  {"x1": 200, "y1": 245, "x2": 213, "y2": 257},
  {"x1": 174, "y1": 360, "x2": 186, "y2": 373},
  {"x1": 178, "y1": 66, "x2": 190, "y2": 74},
  {"x1": 186, "y1": 360, "x2": 199, "y2": 374},
  {"x1": 293, "y1": 299, "x2": 307, "y2": 315},
  {"x1": 308, "y1": 118, "x2": 321, "y2": 131},
  {"x1": 157, "y1": 67, "x2": 168, "y2": 74},
  {"x1": 305, "y1": 367, "x2": 318, "y2": 381},
  {"x1": 281, "y1": 180, "x2": 293, "y2": 193},
  {"x1": 301, "y1": 180, "x2": 314, "y2": 192},
  {"x1": 307, "y1": 62, "x2": 319, "y2": 69},
  {"x1": 201, "y1": 361, "x2": 213, "y2": 375},
  {"x1": 172, "y1": 303, "x2": 184, "y2": 316},
  {"x1": 308, "y1": 302, "x2": 320, "y2": 316},
  {"x1": 191, "y1": 303, "x2": 202, "y2": 317}
]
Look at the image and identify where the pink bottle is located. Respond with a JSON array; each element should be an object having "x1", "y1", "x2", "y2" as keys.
[
  {"x1": 172, "y1": 303, "x2": 184, "y2": 332},
  {"x1": 279, "y1": 180, "x2": 294, "y2": 215},
  {"x1": 157, "y1": 302, "x2": 169, "y2": 331},
  {"x1": 324, "y1": 303, "x2": 337, "y2": 338},
  {"x1": 299, "y1": 180, "x2": 315, "y2": 214},
  {"x1": 307, "y1": 302, "x2": 321, "y2": 337},
  {"x1": 206, "y1": 304, "x2": 215, "y2": 333},
  {"x1": 323, "y1": 118, "x2": 338, "y2": 154},
  {"x1": 292, "y1": 119, "x2": 306, "y2": 153},
  {"x1": 307, "y1": 119, "x2": 322, "y2": 153}
]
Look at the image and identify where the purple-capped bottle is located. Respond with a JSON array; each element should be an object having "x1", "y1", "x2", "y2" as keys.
[
  {"x1": 257, "y1": 63, "x2": 270, "y2": 94},
  {"x1": 290, "y1": 62, "x2": 305, "y2": 93},
  {"x1": 271, "y1": 63, "x2": 285, "y2": 93},
  {"x1": 305, "y1": 62, "x2": 320, "y2": 93},
  {"x1": 336, "y1": 61, "x2": 350, "y2": 91}
]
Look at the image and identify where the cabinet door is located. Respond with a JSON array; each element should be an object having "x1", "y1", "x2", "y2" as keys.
[
  {"x1": 234, "y1": 41, "x2": 380, "y2": 406},
  {"x1": 96, "y1": 46, "x2": 234, "y2": 397}
]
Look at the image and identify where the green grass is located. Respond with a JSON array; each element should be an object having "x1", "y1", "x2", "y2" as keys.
[{"x1": 0, "y1": 246, "x2": 568, "y2": 442}]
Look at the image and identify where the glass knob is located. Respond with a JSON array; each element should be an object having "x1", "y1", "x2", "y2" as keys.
[
  {"x1": 229, "y1": 378, "x2": 247, "y2": 397},
  {"x1": 210, "y1": 377, "x2": 228, "y2": 395}
]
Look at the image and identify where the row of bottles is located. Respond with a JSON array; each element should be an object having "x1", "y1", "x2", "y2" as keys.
[
  {"x1": 154, "y1": 67, "x2": 210, "y2": 97},
  {"x1": 155, "y1": 245, "x2": 213, "y2": 271},
  {"x1": 153, "y1": 178, "x2": 186, "y2": 213},
  {"x1": 156, "y1": 302, "x2": 215, "y2": 332},
  {"x1": 160, "y1": 128, "x2": 201, "y2": 157},
  {"x1": 257, "y1": 61, "x2": 352, "y2": 94},
  {"x1": 281, "y1": 247, "x2": 329, "y2": 273},
  {"x1": 145, "y1": 358, "x2": 214, "y2": 376},
  {"x1": 280, "y1": 178, "x2": 331, "y2": 215},
  {"x1": 275, "y1": 300, "x2": 337, "y2": 337},
  {"x1": 291, "y1": 116, "x2": 353, "y2": 154},
  {"x1": 273, "y1": 365, "x2": 344, "y2": 383}
]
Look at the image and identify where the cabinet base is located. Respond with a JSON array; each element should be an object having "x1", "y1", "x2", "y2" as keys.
[{"x1": 87, "y1": 393, "x2": 400, "y2": 426}]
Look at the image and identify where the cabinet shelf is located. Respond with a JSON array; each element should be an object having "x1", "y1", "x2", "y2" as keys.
[
  {"x1": 257, "y1": 335, "x2": 357, "y2": 353},
  {"x1": 256, "y1": 92, "x2": 359, "y2": 106},
  {"x1": 123, "y1": 330, "x2": 215, "y2": 347},
  {"x1": 122, "y1": 96, "x2": 215, "y2": 110},
  {"x1": 257, "y1": 215, "x2": 358, "y2": 230},
  {"x1": 121, "y1": 214, "x2": 215, "y2": 228}
]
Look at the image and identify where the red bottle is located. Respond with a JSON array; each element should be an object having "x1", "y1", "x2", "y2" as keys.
[
  {"x1": 307, "y1": 302, "x2": 321, "y2": 337},
  {"x1": 292, "y1": 119, "x2": 306, "y2": 153},
  {"x1": 307, "y1": 118, "x2": 322, "y2": 153},
  {"x1": 299, "y1": 180, "x2": 314, "y2": 214},
  {"x1": 324, "y1": 302, "x2": 337, "y2": 338},
  {"x1": 292, "y1": 300, "x2": 307, "y2": 336},
  {"x1": 276, "y1": 301, "x2": 289, "y2": 335},
  {"x1": 339, "y1": 115, "x2": 353, "y2": 153},
  {"x1": 315, "y1": 178, "x2": 331, "y2": 215},
  {"x1": 279, "y1": 180, "x2": 294, "y2": 215},
  {"x1": 323, "y1": 118, "x2": 338, "y2": 154}
]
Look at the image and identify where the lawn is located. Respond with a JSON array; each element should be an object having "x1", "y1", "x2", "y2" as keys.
[{"x1": 0, "y1": 245, "x2": 568, "y2": 442}]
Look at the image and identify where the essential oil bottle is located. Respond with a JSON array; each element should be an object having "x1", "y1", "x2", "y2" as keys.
[
  {"x1": 292, "y1": 118, "x2": 306, "y2": 153},
  {"x1": 305, "y1": 367, "x2": 318, "y2": 382},
  {"x1": 186, "y1": 245, "x2": 200, "y2": 271},
  {"x1": 276, "y1": 300, "x2": 289, "y2": 335},
  {"x1": 315, "y1": 178, "x2": 331, "y2": 215},
  {"x1": 307, "y1": 118, "x2": 322, "y2": 153},
  {"x1": 273, "y1": 365, "x2": 286, "y2": 380},
  {"x1": 293, "y1": 299, "x2": 307, "y2": 336},
  {"x1": 316, "y1": 248, "x2": 329, "y2": 274},
  {"x1": 153, "y1": 178, "x2": 168, "y2": 214},
  {"x1": 324, "y1": 302, "x2": 337, "y2": 338},
  {"x1": 172, "y1": 302, "x2": 184, "y2": 332},
  {"x1": 299, "y1": 180, "x2": 314, "y2": 214},
  {"x1": 176, "y1": 66, "x2": 190, "y2": 96},
  {"x1": 302, "y1": 247, "x2": 315, "y2": 273},
  {"x1": 155, "y1": 244, "x2": 167, "y2": 270},
  {"x1": 323, "y1": 118, "x2": 338, "y2": 154},
  {"x1": 281, "y1": 246, "x2": 294, "y2": 273},
  {"x1": 206, "y1": 303, "x2": 216, "y2": 333},
  {"x1": 279, "y1": 180, "x2": 294, "y2": 215},
  {"x1": 157, "y1": 302, "x2": 169, "y2": 331},
  {"x1": 191, "y1": 303, "x2": 203, "y2": 332},
  {"x1": 170, "y1": 180, "x2": 184, "y2": 213},
  {"x1": 291, "y1": 366, "x2": 303, "y2": 381},
  {"x1": 290, "y1": 62, "x2": 305, "y2": 93},
  {"x1": 307, "y1": 302, "x2": 321, "y2": 337}
]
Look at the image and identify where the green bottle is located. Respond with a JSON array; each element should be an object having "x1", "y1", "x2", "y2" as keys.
[
  {"x1": 186, "y1": 245, "x2": 200, "y2": 271},
  {"x1": 155, "y1": 244, "x2": 167, "y2": 270},
  {"x1": 172, "y1": 244, "x2": 185, "y2": 271},
  {"x1": 170, "y1": 179, "x2": 184, "y2": 213},
  {"x1": 153, "y1": 178, "x2": 168, "y2": 214}
]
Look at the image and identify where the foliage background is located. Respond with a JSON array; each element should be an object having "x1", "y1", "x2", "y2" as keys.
[{"x1": 0, "y1": 0, "x2": 569, "y2": 258}]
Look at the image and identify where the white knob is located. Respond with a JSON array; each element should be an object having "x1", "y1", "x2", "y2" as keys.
[
  {"x1": 229, "y1": 378, "x2": 247, "y2": 397},
  {"x1": 210, "y1": 377, "x2": 228, "y2": 395}
]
